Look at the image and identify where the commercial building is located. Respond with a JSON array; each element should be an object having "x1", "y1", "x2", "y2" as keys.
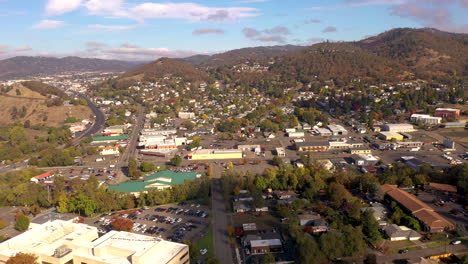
[
  {"x1": 350, "y1": 148, "x2": 372, "y2": 154},
  {"x1": 351, "y1": 154, "x2": 379, "y2": 166},
  {"x1": 0, "y1": 220, "x2": 189, "y2": 264},
  {"x1": 287, "y1": 131, "x2": 305, "y2": 138},
  {"x1": 141, "y1": 129, "x2": 177, "y2": 136},
  {"x1": 275, "y1": 147, "x2": 286, "y2": 157},
  {"x1": 295, "y1": 142, "x2": 329, "y2": 152},
  {"x1": 103, "y1": 125, "x2": 127, "y2": 135},
  {"x1": 410, "y1": 114, "x2": 442, "y2": 125},
  {"x1": 378, "y1": 132, "x2": 404, "y2": 141},
  {"x1": 434, "y1": 108, "x2": 460, "y2": 119},
  {"x1": 313, "y1": 128, "x2": 332, "y2": 136},
  {"x1": 238, "y1": 145, "x2": 261, "y2": 153},
  {"x1": 109, "y1": 170, "x2": 200, "y2": 196},
  {"x1": 250, "y1": 239, "x2": 282, "y2": 254},
  {"x1": 327, "y1": 124, "x2": 348, "y2": 135},
  {"x1": 382, "y1": 123, "x2": 415, "y2": 133},
  {"x1": 30, "y1": 172, "x2": 54, "y2": 183},
  {"x1": 381, "y1": 185, "x2": 454, "y2": 232},
  {"x1": 442, "y1": 122, "x2": 465, "y2": 128},
  {"x1": 92, "y1": 135, "x2": 129, "y2": 144},
  {"x1": 188, "y1": 149, "x2": 243, "y2": 160},
  {"x1": 178, "y1": 112, "x2": 195, "y2": 119},
  {"x1": 100, "y1": 145, "x2": 120, "y2": 155}
]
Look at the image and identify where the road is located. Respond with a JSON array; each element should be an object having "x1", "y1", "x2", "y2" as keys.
[
  {"x1": 211, "y1": 164, "x2": 235, "y2": 264},
  {"x1": 377, "y1": 242, "x2": 468, "y2": 263},
  {"x1": 115, "y1": 104, "x2": 145, "y2": 182},
  {"x1": 73, "y1": 93, "x2": 106, "y2": 143}
]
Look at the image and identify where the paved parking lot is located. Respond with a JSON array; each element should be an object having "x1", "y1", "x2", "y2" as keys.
[
  {"x1": 85, "y1": 203, "x2": 210, "y2": 243},
  {"x1": 416, "y1": 192, "x2": 468, "y2": 228}
]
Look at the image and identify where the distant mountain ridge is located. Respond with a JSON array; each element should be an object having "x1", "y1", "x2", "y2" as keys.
[{"x1": 0, "y1": 56, "x2": 139, "y2": 79}]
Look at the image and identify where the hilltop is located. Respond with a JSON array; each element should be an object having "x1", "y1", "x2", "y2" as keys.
[
  {"x1": 120, "y1": 57, "x2": 209, "y2": 82},
  {"x1": 208, "y1": 28, "x2": 467, "y2": 83},
  {"x1": 270, "y1": 42, "x2": 409, "y2": 83},
  {"x1": 357, "y1": 28, "x2": 468, "y2": 80},
  {"x1": 0, "y1": 56, "x2": 139, "y2": 80},
  {"x1": 0, "y1": 82, "x2": 91, "y2": 126},
  {"x1": 180, "y1": 45, "x2": 305, "y2": 68}
]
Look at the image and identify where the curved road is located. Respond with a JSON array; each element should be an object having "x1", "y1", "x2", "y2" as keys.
[{"x1": 73, "y1": 93, "x2": 105, "y2": 142}]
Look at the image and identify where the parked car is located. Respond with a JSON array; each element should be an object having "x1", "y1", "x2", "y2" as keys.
[
  {"x1": 451, "y1": 240, "x2": 461, "y2": 245},
  {"x1": 398, "y1": 249, "x2": 408, "y2": 254}
]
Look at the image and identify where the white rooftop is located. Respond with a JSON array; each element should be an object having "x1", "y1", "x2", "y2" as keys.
[
  {"x1": 250, "y1": 239, "x2": 282, "y2": 248},
  {"x1": 77, "y1": 231, "x2": 187, "y2": 264}
]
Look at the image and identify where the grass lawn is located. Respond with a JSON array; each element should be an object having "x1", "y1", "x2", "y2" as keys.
[
  {"x1": 195, "y1": 224, "x2": 214, "y2": 258},
  {"x1": 383, "y1": 240, "x2": 422, "y2": 255},
  {"x1": 427, "y1": 241, "x2": 451, "y2": 248}
]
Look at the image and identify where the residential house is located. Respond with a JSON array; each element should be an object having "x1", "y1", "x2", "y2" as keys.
[{"x1": 384, "y1": 224, "x2": 422, "y2": 241}]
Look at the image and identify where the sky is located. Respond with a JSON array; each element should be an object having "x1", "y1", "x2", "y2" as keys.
[{"x1": 0, "y1": 0, "x2": 467, "y2": 61}]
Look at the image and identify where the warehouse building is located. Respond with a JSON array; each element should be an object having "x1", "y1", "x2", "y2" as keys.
[
  {"x1": 327, "y1": 124, "x2": 348, "y2": 135},
  {"x1": 0, "y1": 220, "x2": 189, "y2": 264},
  {"x1": 434, "y1": 108, "x2": 460, "y2": 119},
  {"x1": 381, "y1": 185, "x2": 454, "y2": 233},
  {"x1": 378, "y1": 132, "x2": 404, "y2": 141},
  {"x1": 382, "y1": 123, "x2": 415, "y2": 133},
  {"x1": 188, "y1": 149, "x2": 243, "y2": 160},
  {"x1": 410, "y1": 114, "x2": 442, "y2": 125},
  {"x1": 109, "y1": 170, "x2": 200, "y2": 195},
  {"x1": 295, "y1": 142, "x2": 329, "y2": 152}
]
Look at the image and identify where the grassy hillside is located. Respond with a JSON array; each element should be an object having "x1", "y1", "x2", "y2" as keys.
[{"x1": 0, "y1": 83, "x2": 92, "y2": 126}]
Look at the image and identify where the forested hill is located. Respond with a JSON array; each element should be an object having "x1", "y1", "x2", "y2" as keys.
[
  {"x1": 270, "y1": 42, "x2": 409, "y2": 84},
  {"x1": 120, "y1": 57, "x2": 209, "y2": 82},
  {"x1": 180, "y1": 45, "x2": 305, "y2": 68},
  {"x1": 0, "y1": 56, "x2": 138, "y2": 80},
  {"x1": 357, "y1": 28, "x2": 468, "y2": 80}
]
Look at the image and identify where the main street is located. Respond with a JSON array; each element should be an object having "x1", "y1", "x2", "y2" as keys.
[
  {"x1": 115, "y1": 104, "x2": 145, "y2": 182},
  {"x1": 211, "y1": 163, "x2": 235, "y2": 264}
]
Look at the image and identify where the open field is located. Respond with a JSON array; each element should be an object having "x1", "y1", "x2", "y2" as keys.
[{"x1": 0, "y1": 94, "x2": 92, "y2": 126}]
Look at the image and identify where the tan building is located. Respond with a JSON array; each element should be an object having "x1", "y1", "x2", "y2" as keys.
[{"x1": 0, "y1": 220, "x2": 189, "y2": 264}]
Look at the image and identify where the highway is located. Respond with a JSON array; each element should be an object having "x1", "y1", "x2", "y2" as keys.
[{"x1": 73, "y1": 93, "x2": 106, "y2": 143}]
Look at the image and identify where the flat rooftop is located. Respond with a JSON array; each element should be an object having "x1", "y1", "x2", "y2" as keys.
[{"x1": 78, "y1": 231, "x2": 187, "y2": 264}]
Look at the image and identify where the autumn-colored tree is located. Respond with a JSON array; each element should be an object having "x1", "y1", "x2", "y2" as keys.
[
  {"x1": 6, "y1": 252, "x2": 38, "y2": 264},
  {"x1": 0, "y1": 219, "x2": 7, "y2": 229},
  {"x1": 14, "y1": 215, "x2": 29, "y2": 231},
  {"x1": 111, "y1": 217, "x2": 134, "y2": 232}
]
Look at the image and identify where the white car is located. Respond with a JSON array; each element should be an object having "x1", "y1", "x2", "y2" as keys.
[
  {"x1": 200, "y1": 249, "x2": 208, "y2": 255},
  {"x1": 451, "y1": 240, "x2": 461, "y2": 245}
]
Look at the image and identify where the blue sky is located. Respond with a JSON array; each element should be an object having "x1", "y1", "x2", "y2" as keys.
[{"x1": 0, "y1": 0, "x2": 467, "y2": 61}]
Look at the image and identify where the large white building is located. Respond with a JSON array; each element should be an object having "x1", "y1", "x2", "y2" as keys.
[
  {"x1": 382, "y1": 123, "x2": 415, "y2": 133},
  {"x1": 410, "y1": 114, "x2": 442, "y2": 125},
  {"x1": 0, "y1": 220, "x2": 189, "y2": 264}
]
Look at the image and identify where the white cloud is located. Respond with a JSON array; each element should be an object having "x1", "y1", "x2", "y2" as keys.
[
  {"x1": 128, "y1": 3, "x2": 259, "y2": 22},
  {"x1": 88, "y1": 24, "x2": 139, "y2": 31},
  {"x1": 45, "y1": 0, "x2": 82, "y2": 16},
  {"x1": 45, "y1": 0, "x2": 259, "y2": 23},
  {"x1": 15, "y1": 46, "x2": 33, "y2": 52},
  {"x1": 0, "y1": 45, "x2": 9, "y2": 54},
  {"x1": 32, "y1": 20, "x2": 65, "y2": 29}
]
